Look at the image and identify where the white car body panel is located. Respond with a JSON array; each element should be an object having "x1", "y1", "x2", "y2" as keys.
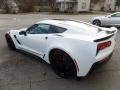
[{"x1": 6, "y1": 20, "x2": 117, "y2": 77}]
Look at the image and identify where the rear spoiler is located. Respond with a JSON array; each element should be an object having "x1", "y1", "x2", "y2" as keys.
[
  {"x1": 94, "y1": 27, "x2": 117, "y2": 42},
  {"x1": 94, "y1": 34, "x2": 114, "y2": 42}
]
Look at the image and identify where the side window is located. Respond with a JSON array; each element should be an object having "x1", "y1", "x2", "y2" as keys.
[
  {"x1": 111, "y1": 13, "x2": 120, "y2": 17},
  {"x1": 26, "y1": 24, "x2": 38, "y2": 34},
  {"x1": 49, "y1": 25, "x2": 67, "y2": 33},
  {"x1": 27, "y1": 24, "x2": 50, "y2": 34}
]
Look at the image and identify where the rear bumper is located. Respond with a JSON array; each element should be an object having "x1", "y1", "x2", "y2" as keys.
[
  {"x1": 77, "y1": 52, "x2": 113, "y2": 77},
  {"x1": 95, "y1": 50, "x2": 114, "y2": 62},
  {"x1": 98, "y1": 52, "x2": 113, "y2": 62},
  {"x1": 87, "y1": 52, "x2": 113, "y2": 75}
]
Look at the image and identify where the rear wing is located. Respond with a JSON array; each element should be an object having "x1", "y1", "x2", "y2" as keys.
[
  {"x1": 94, "y1": 34, "x2": 114, "y2": 42},
  {"x1": 94, "y1": 27, "x2": 117, "y2": 42}
]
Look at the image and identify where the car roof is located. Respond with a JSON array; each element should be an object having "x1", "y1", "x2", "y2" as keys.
[
  {"x1": 36, "y1": 19, "x2": 95, "y2": 29},
  {"x1": 36, "y1": 19, "x2": 101, "y2": 34}
]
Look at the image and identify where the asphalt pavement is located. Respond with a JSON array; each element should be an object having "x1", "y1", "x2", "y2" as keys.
[{"x1": 0, "y1": 13, "x2": 120, "y2": 90}]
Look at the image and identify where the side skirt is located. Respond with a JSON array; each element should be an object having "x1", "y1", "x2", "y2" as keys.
[{"x1": 17, "y1": 49, "x2": 48, "y2": 64}]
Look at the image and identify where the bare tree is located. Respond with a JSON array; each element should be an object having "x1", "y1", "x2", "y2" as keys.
[
  {"x1": 16, "y1": 0, "x2": 34, "y2": 12},
  {"x1": 0, "y1": 0, "x2": 7, "y2": 8},
  {"x1": 15, "y1": 0, "x2": 56, "y2": 12},
  {"x1": 1, "y1": 0, "x2": 57, "y2": 12},
  {"x1": 91, "y1": 0, "x2": 104, "y2": 4},
  {"x1": 116, "y1": 0, "x2": 120, "y2": 7}
]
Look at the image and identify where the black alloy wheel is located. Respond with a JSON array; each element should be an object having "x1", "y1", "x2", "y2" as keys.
[
  {"x1": 93, "y1": 20, "x2": 101, "y2": 26},
  {"x1": 50, "y1": 50, "x2": 77, "y2": 78}
]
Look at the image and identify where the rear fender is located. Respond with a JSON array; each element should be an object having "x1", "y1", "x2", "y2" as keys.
[{"x1": 44, "y1": 38, "x2": 97, "y2": 76}]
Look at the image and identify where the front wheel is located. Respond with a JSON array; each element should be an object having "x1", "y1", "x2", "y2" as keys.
[{"x1": 50, "y1": 50, "x2": 77, "y2": 78}]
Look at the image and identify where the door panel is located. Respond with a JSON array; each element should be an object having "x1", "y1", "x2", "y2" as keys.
[
  {"x1": 103, "y1": 13, "x2": 120, "y2": 26},
  {"x1": 16, "y1": 34, "x2": 47, "y2": 58},
  {"x1": 16, "y1": 23, "x2": 67, "y2": 58},
  {"x1": 24, "y1": 34, "x2": 46, "y2": 57},
  {"x1": 109, "y1": 17, "x2": 120, "y2": 26},
  {"x1": 16, "y1": 24, "x2": 51, "y2": 58},
  {"x1": 102, "y1": 17, "x2": 119, "y2": 26}
]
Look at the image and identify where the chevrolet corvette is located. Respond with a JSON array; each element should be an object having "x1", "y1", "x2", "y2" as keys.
[{"x1": 5, "y1": 19, "x2": 117, "y2": 78}]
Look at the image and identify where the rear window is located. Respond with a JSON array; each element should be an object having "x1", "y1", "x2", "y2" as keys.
[{"x1": 62, "y1": 21, "x2": 100, "y2": 32}]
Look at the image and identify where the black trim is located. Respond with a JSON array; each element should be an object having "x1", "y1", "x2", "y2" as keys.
[
  {"x1": 94, "y1": 34, "x2": 114, "y2": 42},
  {"x1": 96, "y1": 49, "x2": 99, "y2": 56},
  {"x1": 52, "y1": 19, "x2": 72, "y2": 21},
  {"x1": 14, "y1": 35, "x2": 21, "y2": 45},
  {"x1": 43, "y1": 54, "x2": 45, "y2": 59},
  {"x1": 55, "y1": 34, "x2": 63, "y2": 37},
  {"x1": 18, "y1": 49, "x2": 47, "y2": 64}
]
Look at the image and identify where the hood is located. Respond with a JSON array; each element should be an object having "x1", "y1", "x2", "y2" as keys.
[
  {"x1": 18, "y1": 27, "x2": 28, "y2": 31},
  {"x1": 8, "y1": 27, "x2": 28, "y2": 35}
]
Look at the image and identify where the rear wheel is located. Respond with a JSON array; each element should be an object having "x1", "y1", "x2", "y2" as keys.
[
  {"x1": 93, "y1": 20, "x2": 101, "y2": 26},
  {"x1": 50, "y1": 49, "x2": 77, "y2": 78},
  {"x1": 5, "y1": 34, "x2": 16, "y2": 50}
]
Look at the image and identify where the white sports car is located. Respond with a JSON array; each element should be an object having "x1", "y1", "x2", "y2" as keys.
[
  {"x1": 5, "y1": 19, "x2": 117, "y2": 78},
  {"x1": 91, "y1": 12, "x2": 120, "y2": 27}
]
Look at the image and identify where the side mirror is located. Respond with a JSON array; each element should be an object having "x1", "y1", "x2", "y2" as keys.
[{"x1": 19, "y1": 31, "x2": 27, "y2": 36}]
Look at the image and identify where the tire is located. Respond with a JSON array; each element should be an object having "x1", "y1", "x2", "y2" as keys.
[
  {"x1": 92, "y1": 20, "x2": 101, "y2": 26},
  {"x1": 5, "y1": 34, "x2": 16, "y2": 50},
  {"x1": 49, "y1": 49, "x2": 77, "y2": 78}
]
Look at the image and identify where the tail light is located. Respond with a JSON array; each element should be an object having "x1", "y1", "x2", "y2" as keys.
[
  {"x1": 96, "y1": 41, "x2": 111, "y2": 55},
  {"x1": 97, "y1": 41, "x2": 111, "y2": 51}
]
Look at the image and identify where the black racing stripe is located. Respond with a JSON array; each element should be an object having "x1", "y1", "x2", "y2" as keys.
[{"x1": 94, "y1": 34, "x2": 114, "y2": 42}]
